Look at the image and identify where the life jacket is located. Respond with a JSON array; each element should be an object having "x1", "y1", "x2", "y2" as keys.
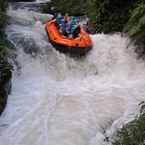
[
  {"x1": 71, "y1": 24, "x2": 78, "y2": 33},
  {"x1": 59, "y1": 19, "x2": 66, "y2": 32},
  {"x1": 66, "y1": 21, "x2": 72, "y2": 34},
  {"x1": 64, "y1": 15, "x2": 71, "y2": 22},
  {"x1": 70, "y1": 17, "x2": 79, "y2": 33},
  {"x1": 56, "y1": 16, "x2": 64, "y2": 25}
]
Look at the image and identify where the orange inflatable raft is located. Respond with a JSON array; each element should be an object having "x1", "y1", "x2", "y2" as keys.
[{"x1": 45, "y1": 20, "x2": 92, "y2": 56}]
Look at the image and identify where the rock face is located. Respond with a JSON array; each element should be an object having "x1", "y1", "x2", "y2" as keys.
[{"x1": 0, "y1": 60, "x2": 12, "y2": 115}]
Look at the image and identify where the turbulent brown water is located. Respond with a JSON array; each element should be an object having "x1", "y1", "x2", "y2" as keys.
[{"x1": 0, "y1": 1, "x2": 145, "y2": 145}]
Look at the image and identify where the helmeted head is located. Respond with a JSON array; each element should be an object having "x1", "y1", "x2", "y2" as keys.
[
  {"x1": 72, "y1": 17, "x2": 77, "y2": 22},
  {"x1": 57, "y1": 13, "x2": 62, "y2": 18},
  {"x1": 65, "y1": 13, "x2": 69, "y2": 17}
]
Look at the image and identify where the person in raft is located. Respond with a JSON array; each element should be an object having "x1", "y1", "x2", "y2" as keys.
[
  {"x1": 56, "y1": 13, "x2": 68, "y2": 36},
  {"x1": 64, "y1": 16, "x2": 80, "y2": 38},
  {"x1": 56, "y1": 13, "x2": 80, "y2": 38},
  {"x1": 70, "y1": 16, "x2": 81, "y2": 38}
]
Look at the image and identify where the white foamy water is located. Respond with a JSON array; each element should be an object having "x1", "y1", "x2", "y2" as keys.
[
  {"x1": 0, "y1": 2, "x2": 145, "y2": 145},
  {"x1": 36, "y1": 0, "x2": 50, "y2": 3}
]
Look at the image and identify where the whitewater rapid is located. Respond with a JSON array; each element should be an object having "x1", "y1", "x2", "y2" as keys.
[{"x1": 0, "y1": 1, "x2": 145, "y2": 145}]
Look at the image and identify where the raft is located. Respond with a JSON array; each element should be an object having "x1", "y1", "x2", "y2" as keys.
[{"x1": 45, "y1": 20, "x2": 92, "y2": 56}]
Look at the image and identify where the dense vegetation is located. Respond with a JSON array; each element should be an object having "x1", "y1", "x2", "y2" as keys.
[
  {"x1": 95, "y1": 0, "x2": 136, "y2": 33},
  {"x1": 49, "y1": 0, "x2": 97, "y2": 21},
  {"x1": 112, "y1": 104, "x2": 145, "y2": 145},
  {"x1": 126, "y1": 0, "x2": 145, "y2": 37},
  {"x1": 0, "y1": 0, "x2": 10, "y2": 65},
  {"x1": 0, "y1": 0, "x2": 12, "y2": 115},
  {"x1": 0, "y1": 0, "x2": 8, "y2": 36},
  {"x1": 125, "y1": 0, "x2": 145, "y2": 58}
]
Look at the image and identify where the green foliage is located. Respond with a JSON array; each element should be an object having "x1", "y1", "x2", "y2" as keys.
[
  {"x1": 0, "y1": 0, "x2": 8, "y2": 57},
  {"x1": 0, "y1": 0, "x2": 12, "y2": 115},
  {"x1": 126, "y1": 0, "x2": 145, "y2": 40},
  {"x1": 85, "y1": 0, "x2": 97, "y2": 23},
  {"x1": 42, "y1": 0, "x2": 97, "y2": 22},
  {"x1": 0, "y1": 0, "x2": 8, "y2": 12},
  {"x1": 0, "y1": 0, "x2": 12, "y2": 70},
  {"x1": 0, "y1": 12, "x2": 7, "y2": 34},
  {"x1": 0, "y1": 0, "x2": 7, "y2": 36},
  {"x1": 51, "y1": 0, "x2": 86, "y2": 15},
  {"x1": 95, "y1": 0, "x2": 136, "y2": 33},
  {"x1": 112, "y1": 107, "x2": 145, "y2": 145},
  {"x1": 0, "y1": 58, "x2": 12, "y2": 82}
]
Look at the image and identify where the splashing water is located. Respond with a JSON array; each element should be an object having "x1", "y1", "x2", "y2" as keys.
[{"x1": 0, "y1": 1, "x2": 145, "y2": 145}]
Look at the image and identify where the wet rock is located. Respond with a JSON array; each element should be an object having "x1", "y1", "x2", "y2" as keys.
[
  {"x1": 20, "y1": 37, "x2": 38, "y2": 57},
  {"x1": 0, "y1": 60, "x2": 12, "y2": 115}
]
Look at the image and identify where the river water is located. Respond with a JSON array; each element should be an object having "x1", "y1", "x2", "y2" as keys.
[{"x1": 0, "y1": 1, "x2": 145, "y2": 145}]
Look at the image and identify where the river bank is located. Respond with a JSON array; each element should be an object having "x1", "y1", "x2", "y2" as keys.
[{"x1": 0, "y1": 0, "x2": 12, "y2": 115}]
